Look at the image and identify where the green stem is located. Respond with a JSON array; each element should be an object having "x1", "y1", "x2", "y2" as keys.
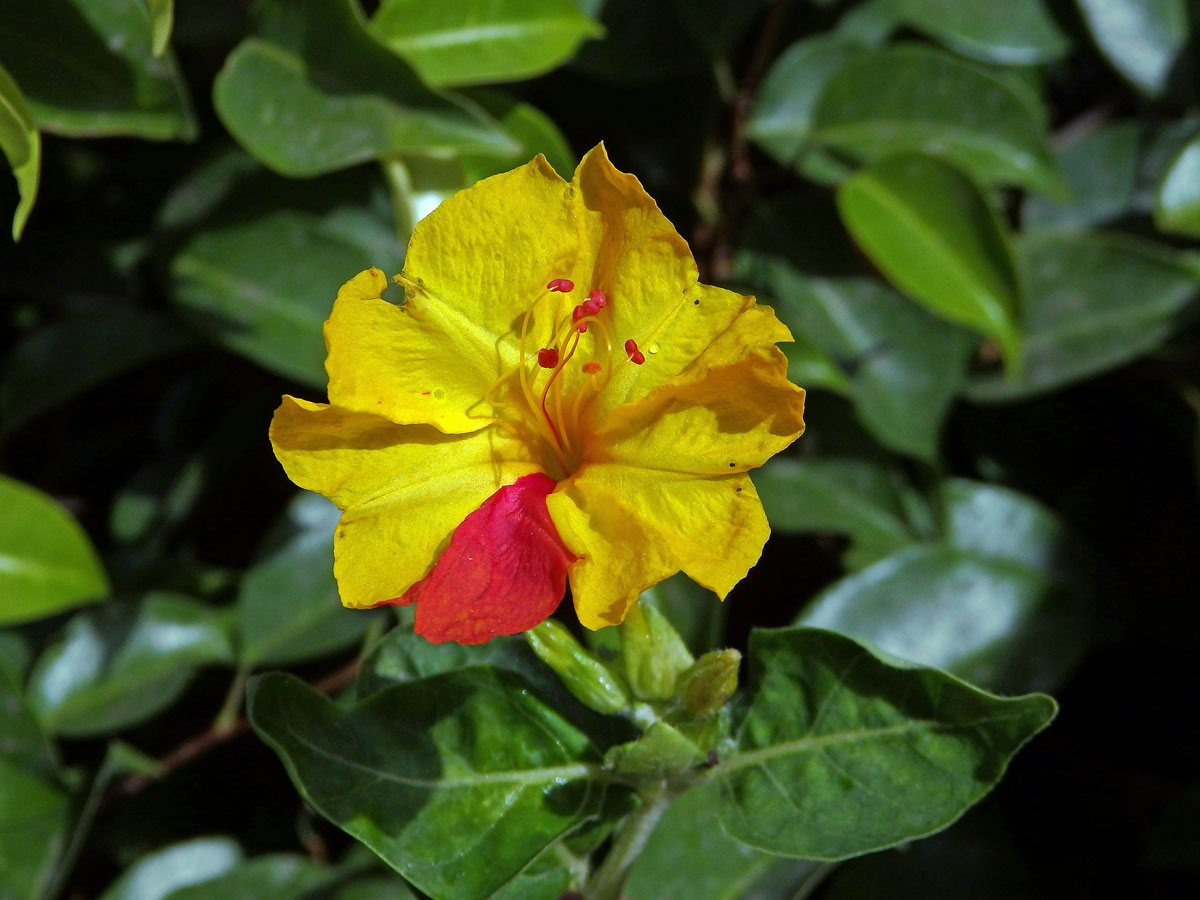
[
  {"x1": 213, "y1": 664, "x2": 251, "y2": 733},
  {"x1": 585, "y1": 781, "x2": 674, "y2": 900}
]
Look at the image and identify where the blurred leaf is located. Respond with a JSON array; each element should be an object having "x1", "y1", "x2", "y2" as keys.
[
  {"x1": 371, "y1": 0, "x2": 602, "y2": 87},
  {"x1": 145, "y1": 0, "x2": 174, "y2": 56},
  {"x1": 967, "y1": 231, "x2": 1199, "y2": 401},
  {"x1": 0, "y1": 474, "x2": 109, "y2": 627},
  {"x1": 667, "y1": 0, "x2": 763, "y2": 58},
  {"x1": 1024, "y1": 121, "x2": 1141, "y2": 230},
  {"x1": 568, "y1": 0, "x2": 705, "y2": 82},
  {"x1": 165, "y1": 854, "x2": 331, "y2": 900},
  {"x1": 0, "y1": 653, "x2": 57, "y2": 779},
  {"x1": 1155, "y1": 131, "x2": 1200, "y2": 238},
  {"x1": 213, "y1": 0, "x2": 516, "y2": 178},
  {"x1": 755, "y1": 457, "x2": 918, "y2": 569},
  {"x1": 248, "y1": 670, "x2": 618, "y2": 900},
  {"x1": 0, "y1": 312, "x2": 192, "y2": 438},
  {"x1": 717, "y1": 627, "x2": 1057, "y2": 858},
  {"x1": 27, "y1": 592, "x2": 234, "y2": 737},
  {"x1": 0, "y1": 0, "x2": 196, "y2": 139},
  {"x1": 460, "y1": 92, "x2": 576, "y2": 180},
  {"x1": 0, "y1": 757, "x2": 69, "y2": 900},
  {"x1": 798, "y1": 479, "x2": 1092, "y2": 692},
  {"x1": 883, "y1": 0, "x2": 1069, "y2": 64},
  {"x1": 626, "y1": 781, "x2": 822, "y2": 900},
  {"x1": 0, "y1": 63, "x2": 39, "y2": 240},
  {"x1": 837, "y1": 153, "x2": 1022, "y2": 372},
  {"x1": 237, "y1": 493, "x2": 384, "y2": 668},
  {"x1": 1075, "y1": 0, "x2": 1187, "y2": 97},
  {"x1": 98, "y1": 837, "x2": 243, "y2": 900},
  {"x1": 640, "y1": 574, "x2": 725, "y2": 655},
  {"x1": 812, "y1": 44, "x2": 1064, "y2": 196},
  {"x1": 332, "y1": 876, "x2": 419, "y2": 900}
]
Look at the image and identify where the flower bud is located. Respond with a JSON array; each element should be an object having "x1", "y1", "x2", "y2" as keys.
[
  {"x1": 619, "y1": 602, "x2": 695, "y2": 700},
  {"x1": 677, "y1": 649, "x2": 741, "y2": 716},
  {"x1": 525, "y1": 619, "x2": 629, "y2": 715}
]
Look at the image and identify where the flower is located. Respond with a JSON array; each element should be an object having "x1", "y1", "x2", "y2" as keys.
[{"x1": 269, "y1": 145, "x2": 805, "y2": 644}]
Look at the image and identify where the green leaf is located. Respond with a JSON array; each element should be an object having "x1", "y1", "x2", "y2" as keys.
[
  {"x1": 371, "y1": 0, "x2": 602, "y2": 87},
  {"x1": 837, "y1": 153, "x2": 1022, "y2": 373},
  {"x1": 1024, "y1": 121, "x2": 1141, "y2": 231},
  {"x1": 164, "y1": 854, "x2": 332, "y2": 900},
  {"x1": 811, "y1": 44, "x2": 1064, "y2": 196},
  {"x1": 213, "y1": 0, "x2": 516, "y2": 178},
  {"x1": 0, "y1": 62, "x2": 39, "y2": 240},
  {"x1": 237, "y1": 493, "x2": 384, "y2": 668},
  {"x1": 0, "y1": 474, "x2": 109, "y2": 626},
  {"x1": 0, "y1": 0, "x2": 196, "y2": 139},
  {"x1": 459, "y1": 91, "x2": 576, "y2": 181},
  {"x1": 882, "y1": 0, "x2": 1069, "y2": 64},
  {"x1": 1155, "y1": 131, "x2": 1200, "y2": 239},
  {"x1": 145, "y1": 0, "x2": 174, "y2": 56},
  {"x1": 1075, "y1": 0, "x2": 1188, "y2": 97},
  {"x1": 27, "y1": 593, "x2": 234, "y2": 737},
  {"x1": 754, "y1": 457, "x2": 918, "y2": 569},
  {"x1": 0, "y1": 312, "x2": 192, "y2": 438},
  {"x1": 332, "y1": 876, "x2": 419, "y2": 900},
  {"x1": 248, "y1": 669, "x2": 617, "y2": 900},
  {"x1": 0, "y1": 757, "x2": 69, "y2": 900},
  {"x1": 798, "y1": 479, "x2": 1092, "y2": 692},
  {"x1": 716, "y1": 627, "x2": 1056, "y2": 859},
  {"x1": 640, "y1": 574, "x2": 725, "y2": 655},
  {"x1": 967, "y1": 231, "x2": 1200, "y2": 401},
  {"x1": 98, "y1": 837, "x2": 243, "y2": 900},
  {"x1": 0, "y1": 652, "x2": 58, "y2": 778}
]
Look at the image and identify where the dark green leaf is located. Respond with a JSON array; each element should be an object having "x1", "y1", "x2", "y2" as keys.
[
  {"x1": 1075, "y1": 0, "x2": 1187, "y2": 97},
  {"x1": 27, "y1": 593, "x2": 233, "y2": 737},
  {"x1": 883, "y1": 0, "x2": 1069, "y2": 64},
  {"x1": 371, "y1": 0, "x2": 602, "y2": 87},
  {"x1": 967, "y1": 231, "x2": 1199, "y2": 401},
  {"x1": 0, "y1": 0, "x2": 196, "y2": 139},
  {"x1": 332, "y1": 876, "x2": 419, "y2": 900},
  {"x1": 640, "y1": 574, "x2": 725, "y2": 655},
  {"x1": 0, "y1": 62, "x2": 39, "y2": 240},
  {"x1": 98, "y1": 837, "x2": 243, "y2": 900},
  {"x1": 237, "y1": 493, "x2": 384, "y2": 667},
  {"x1": 716, "y1": 627, "x2": 1056, "y2": 859},
  {"x1": 837, "y1": 154, "x2": 1022, "y2": 372},
  {"x1": 567, "y1": 0, "x2": 705, "y2": 83},
  {"x1": 213, "y1": 0, "x2": 516, "y2": 178},
  {"x1": 1024, "y1": 122, "x2": 1141, "y2": 230},
  {"x1": 1155, "y1": 131, "x2": 1200, "y2": 238},
  {"x1": 0, "y1": 652, "x2": 58, "y2": 779},
  {"x1": 755, "y1": 457, "x2": 918, "y2": 569},
  {"x1": 459, "y1": 92, "x2": 576, "y2": 181},
  {"x1": 0, "y1": 758, "x2": 69, "y2": 900},
  {"x1": 812, "y1": 44, "x2": 1063, "y2": 196},
  {"x1": 0, "y1": 474, "x2": 109, "y2": 626},
  {"x1": 165, "y1": 854, "x2": 331, "y2": 900},
  {"x1": 248, "y1": 670, "x2": 618, "y2": 900}
]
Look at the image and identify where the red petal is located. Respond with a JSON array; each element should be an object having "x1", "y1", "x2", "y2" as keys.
[{"x1": 400, "y1": 473, "x2": 576, "y2": 644}]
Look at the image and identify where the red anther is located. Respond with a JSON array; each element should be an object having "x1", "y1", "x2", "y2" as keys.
[
  {"x1": 583, "y1": 290, "x2": 607, "y2": 316},
  {"x1": 537, "y1": 347, "x2": 559, "y2": 368},
  {"x1": 546, "y1": 278, "x2": 574, "y2": 292},
  {"x1": 572, "y1": 305, "x2": 589, "y2": 333},
  {"x1": 625, "y1": 338, "x2": 645, "y2": 365},
  {"x1": 582, "y1": 361, "x2": 602, "y2": 375}
]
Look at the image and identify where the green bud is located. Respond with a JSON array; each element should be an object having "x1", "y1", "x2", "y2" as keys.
[
  {"x1": 677, "y1": 649, "x2": 741, "y2": 716},
  {"x1": 525, "y1": 619, "x2": 630, "y2": 715},
  {"x1": 619, "y1": 602, "x2": 695, "y2": 700}
]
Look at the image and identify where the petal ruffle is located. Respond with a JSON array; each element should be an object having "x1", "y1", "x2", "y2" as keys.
[{"x1": 269, "y1": 397, "x2": 540, "y2": 607}]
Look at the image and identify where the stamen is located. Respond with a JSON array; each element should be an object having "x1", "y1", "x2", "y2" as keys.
[
  {"x1": 581, "y1": 361, "x2": 601, "y2": 375},
  {"x1": 537, "y1": 348, "x2": 559, "y2": 368},
  {"x1": 583, "y1": 290, "x2": 607, "y2": 315},
  {"x1": 625, "y1": 338, "x2": 646, "y2": 365},
  {"x1": 546, "y1": 278, "x2": 574, "y2": 292},
  {"x1": 572, "y1": 305, "x2": 588, "y2": 333}
]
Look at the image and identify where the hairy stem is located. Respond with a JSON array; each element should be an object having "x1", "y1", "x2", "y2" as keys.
[{"x1": 584, "y1": 781, "x2": 674, "y2": 900}]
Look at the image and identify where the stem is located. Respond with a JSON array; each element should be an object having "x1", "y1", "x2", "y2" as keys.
[
  {"x1": 584, "y1": 781, "x2": 674, "y2": 900},
  {"x1": 213, "y1": 664, "x2": 251, "y2": 733}
]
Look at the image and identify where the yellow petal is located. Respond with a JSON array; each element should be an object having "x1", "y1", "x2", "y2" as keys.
[{"x1": 269, "y1": 396, "x2": 540, "y2": 607}]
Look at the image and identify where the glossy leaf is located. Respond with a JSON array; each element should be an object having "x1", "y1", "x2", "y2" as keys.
[
  {"x1": 1024, "y1": 121, "x2": 1141, "y2": 231},
  {"x1": 968, "y1": 232, "x2": 1200, "y2": 401},
  {"x1": 98, "y1": 837, "x2": 243, "y2": 900},
  {"x1": 798, "y1": 479, "x2": 1092, "y2": 692},
  {"x1": 716, "y1": 627, "x2": 1057, "y2": 859},
  {"x1": 883, "y1": 0, "x2": 1069, "y2": 64},
  {"x1": 0, "y1": 474, "x2": 109, "y2": 626},
  {"x1": 248, "y1": 670, "x2": 616, "y2": 900},
  {"x1": 837, "y1": 153, "x2": 1022, "y2": 372},
  {"x1": 812, "y1": 44, "x2": 1063, "y2": 196},
  {"x1": 237, "y1": 493, "x2": 384, "y2": 667},
  {"x1": 0, "y1": 0, "x2": 196, "y2": 139},
  {"x1": 0, "y1": 62, "x2": 39, "y2": 240},
  {"x1": 371, "y1": 0, "x2": 602, "y2": 87},
  {"x1": 164, "y1": 854, "x2": 331, "y2": 900},
  {"x1": 0, "y1": 757, "x2": 69, "y2": 900},
  {"x1": 1155, "y1": 132, "x2": 1200, "y2": 238},
  {"x1": 213, "y1": 0, "x2": 516, "y2": 178},
  {"x1": 1075, "y1": 0, "x2": 1187, "y2": 97},
  {"x1": 27, "y1": 593, "x2": 234, "y2": 737},
  {"x1": 755, "y1": 457, "x2": 918, "y2": 569},
  {"x1": 145, "y1": 0, "x2": 174, "y2": 56}
]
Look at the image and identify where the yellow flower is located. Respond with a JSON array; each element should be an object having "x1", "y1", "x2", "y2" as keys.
[{"x1": 269, "y1": 145, "x2": 805, "y2": 643}]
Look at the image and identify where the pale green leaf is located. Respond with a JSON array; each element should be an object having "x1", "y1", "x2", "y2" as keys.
[
  {"x1": 1075, "y1": 0, "x2": 1188, "y2": 96},
  {"x1": 98, "y1": 837, "x2": 243, "y2": 900},
  {"x1": 1155, "y1": 132, "x2": 1200, "y2": 239},
  {"x1": 883, "y1": 0, "x2": 1070, "y2": 64},
  {"x1": 0, "y1": 63, "x2": 39, "y2": 240}
]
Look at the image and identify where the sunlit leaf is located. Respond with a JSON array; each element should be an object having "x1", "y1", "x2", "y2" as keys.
[
  {"x1": 1155, "y1": 132, "x2": 1200, "y2": 239},
  {"x1": 98, "y1": 837, "x2": 243, "y2": 900},
  {"x1": 1075, "y1": 0, "x2": 1188, "y2": 96},
  {"x1": 145, "y1": 0, "x2": 174, "y2": 56},
  {"x1": 0, "y1": 62, "x2": 39, "y2": 240}
]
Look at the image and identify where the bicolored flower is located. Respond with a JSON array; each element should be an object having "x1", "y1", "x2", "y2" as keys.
[{"x1": 269, "y1": 146, "x2": 805, "y2": 644}]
